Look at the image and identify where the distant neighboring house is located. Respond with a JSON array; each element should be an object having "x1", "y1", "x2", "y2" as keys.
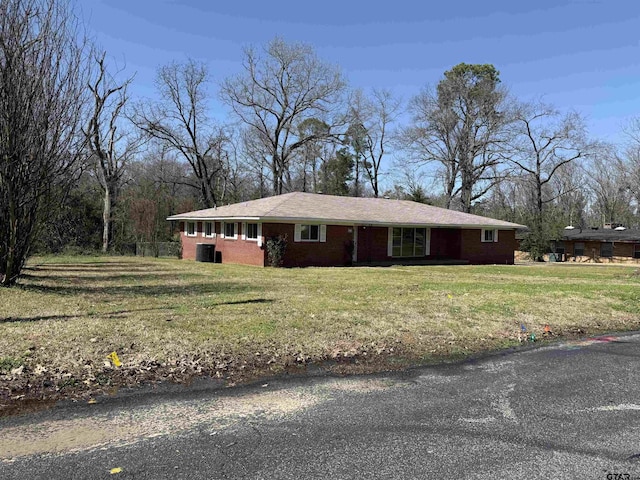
[
  {"x1": 553, "y1": 225, "x2": 640, "y2": 262},
  {"x1": 167, "y1": 192, "x2": 525, "y2": 267}
]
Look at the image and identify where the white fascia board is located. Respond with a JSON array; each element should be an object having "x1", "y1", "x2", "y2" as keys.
[
  {"x1": 256, "y1": 217, "x2": 523, "y2": 229},
  {"x1": 256, "y1": 217, "x2": 446, "y2": 227},
  {"x1": 166, "y1": 216, "x2": 262, "y2": 222},
  {"x1": 166, "y1": 215, "x2": 523, "y2": 230}
]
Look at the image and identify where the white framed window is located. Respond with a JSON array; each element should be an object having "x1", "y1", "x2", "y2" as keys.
[
  {"x1": 481, "y1": 228, "x2": 498, "y2": 243},
  {"x1": 223, "y1": 222, "x2": 237, "y2": 239},
  {"x1": 302, "y1": 224, "x2": 319, "y2": 241},
  {"x1": 294, "y1": 224, "x2": 326, "y2": 242},
  {"x1": 245, "y1": 223, "x2": 259, "y2": 240},
  {"x1": 203, "y1": 221, "x2": 214, "y2": 238},
  {"x1": 185, "y1": 221, "x2": 196, "y2": 237},
  {"x1": 388, "y1": 227, "x2": 430, "y2": 257}
]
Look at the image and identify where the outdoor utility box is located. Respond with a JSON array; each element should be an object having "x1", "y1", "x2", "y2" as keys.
[{"x1": 195, "y1": 243, "x2": 216, "y2": 262}]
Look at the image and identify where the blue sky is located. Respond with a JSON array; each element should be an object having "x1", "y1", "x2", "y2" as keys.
[{"x1": 80, "y1": 0, "x2": 640, "y2": 145}]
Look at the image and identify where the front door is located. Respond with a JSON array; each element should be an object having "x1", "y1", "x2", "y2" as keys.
[
  {"x1": 352, "y1": 226, "x2": 358, "y2": 263},
  {"x1": 356, "y1": 226, "x2": 373, "y2": 264}
]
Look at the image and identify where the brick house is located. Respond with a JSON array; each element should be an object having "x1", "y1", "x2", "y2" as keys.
[
  {"x1": 167, "y1": 192, "x2": 525, "y2": 267},
  {"x1": 553, "y1": 226, "x2": 640, "y2": 263}
]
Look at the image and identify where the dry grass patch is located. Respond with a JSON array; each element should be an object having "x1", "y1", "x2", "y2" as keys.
[{"x1": 1, "y1": 256, "x2": 640, "y2": 412}]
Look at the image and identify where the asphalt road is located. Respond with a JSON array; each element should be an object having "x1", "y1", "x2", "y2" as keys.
[{"x1": 2, "y1": 333, "x2": 640, "y2": 479}]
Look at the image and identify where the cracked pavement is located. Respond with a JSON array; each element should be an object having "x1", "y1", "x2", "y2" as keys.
[{"x1": 2, "y1": 333, "x2": 640, "y2": 479}]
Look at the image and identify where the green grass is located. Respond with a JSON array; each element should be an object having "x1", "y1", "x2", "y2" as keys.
[
  {"x1": 1, "y1": 256, "x2": 640, "y2": 403},
  {"x1": 0, "y1": 357, "x2": 24, "y2": 374}
]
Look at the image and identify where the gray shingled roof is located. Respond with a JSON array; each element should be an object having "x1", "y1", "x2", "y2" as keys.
[{"x1": 167, "y1": 192, "x2": 525, "y2": 229}]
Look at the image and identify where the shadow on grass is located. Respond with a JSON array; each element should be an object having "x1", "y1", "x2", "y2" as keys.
[
  {"x1": 19, "y1": 272, "x2": 195, "y2": 284},
  {"x1": 26, "y1": 263, "x2": 165, "y2": 273},
  {"x1": 0, "y1": 307, "x2": 166, "y2": 324},
  {"x1": 19, "y1": 281, "x2": 252, "y2": 298},
  {"x1": 214, "y1": 298, "x2": 274, "y2": 306}
]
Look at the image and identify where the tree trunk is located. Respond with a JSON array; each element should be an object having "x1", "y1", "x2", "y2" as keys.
[
  {"x1": 458, "y1": 145, "x2": 474, "y2": 212},
  {"x1": 536, "y1": 179, "x2": 543, "y2": 216},
  {"x1": 353, "y1": 156, "x2": 361, "y2": 197},
  {"x1": 1, "y1": 182, "x2": 34, "y2": 287},
  {"x1": 102, "y1": 185, "x2": 111, "y2": 253},
  {"x1": 371, "y1": 175, "x2": 379, "y2": 198},
  {"x1": 444, "y1": 174, "x2": 456, "y2": 209},
  {"x1": 272, "y1": 154, "x2": 281, "y2": 195},
  {"x1": 2, "y1": 185, "x2": 18, "y2": 286},
  {"x1": 460, "y1": 173, "x2": 473, "y2": 213}
]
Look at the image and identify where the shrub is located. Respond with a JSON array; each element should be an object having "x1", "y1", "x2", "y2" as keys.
[{"x1": 266, "y1": 235, "x2": 288, "y2": 267}]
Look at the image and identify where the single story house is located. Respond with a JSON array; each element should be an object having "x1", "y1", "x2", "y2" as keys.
[
  {"x1": 167, "y1": 192, "x2": 525, "y2": 267},
  {"x1": 553, "y1": 226, "x2": 640, "y2": 262}
]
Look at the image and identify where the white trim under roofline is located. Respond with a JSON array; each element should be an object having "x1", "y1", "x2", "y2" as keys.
[
  {"x1": 167, "y1": 215, "x2": 522, "y2": 230},
  {"x1": 167, "y1": 216, "x2": 262, "y2": 222}
]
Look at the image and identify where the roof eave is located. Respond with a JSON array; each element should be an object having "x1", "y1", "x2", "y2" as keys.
[{"x1": 167, "y1": 215, "x2": 523, "y2": 229}]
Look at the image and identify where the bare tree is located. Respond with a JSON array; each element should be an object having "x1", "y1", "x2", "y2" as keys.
[
  {"x1": 400, "y1": 64, "x2": 507, "y2": 211},
  {"x1": 239, "y1": 127, "x2": 272, "y2": 198},
  {"x1": 85, "y1": 52, "x2": 138, "y2": 252},
  {"x1": 126, "y1": 145, "x2": 197, "y2": 235},
  {"x1": 348, "y1": 89, "x2": 401, "y2": 197},
  {"x1": 0, "y1": 0, "x2": 91, "y2": 286},
  {"x1": 399, "y1": 86, "x2": 458, "y2": 208},
  {"x1": 549, "y1": 161, "x2": 588, "y2": 227},
  {"x1": 585, "y1": 143, "x2": 635, "y2": 227},
  {"x1": 506, "y1": 101, "x2": 589, "y2": 259},
  {"x1": 507, "y1": 102, "x2": 587, "y2": 217},
  {"x1": 133, "y1": 59, "x2": 230, "y2": 208},
  {"x1": 624, "y1": 147, "x2": 640, "y2": 223},
  {"x1": 220, "y1": 37, "x2": 347, "y2": 195},
  {"x1": 345, "y1": 121, "x2": 367, "y2": 197},
  {"x1": 621, "y1": 118, "x2": 640, "y2": 221},
  {"x1": 292, "y1": 118, "x2": 341, "y2": 193}
]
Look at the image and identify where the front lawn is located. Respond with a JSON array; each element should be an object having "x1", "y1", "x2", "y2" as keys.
[{"x1": 1, "y1": 256, "x2": 639, "y2": 413}]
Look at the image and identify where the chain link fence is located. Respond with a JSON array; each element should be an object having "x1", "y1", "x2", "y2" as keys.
[{"x1": 135, "y1": 242, "x2": 181, "y2": 258}]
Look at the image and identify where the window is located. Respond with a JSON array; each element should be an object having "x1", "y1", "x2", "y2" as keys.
[
  {"x1": 204, "y1": 222, "x2": 214, "y2": 238},
  {"x1": 552, "y1": 241, "x2": 565, "y2": 255},
  {"x1": 186, "y1": 221, "x2": 196, "y2": 237},
  {"x1": 224, "y1": 222, "x2": 237, "y2": 239},
  {"x1": 635, "y1": 245, "x2": 640, "y2": 259},
  {"x1": 391, "y1": 227, "x2": 428, "y2": 257},
  {"x1": 246, "y1": 223, "x2": 259, "y2": 240},
  {"x1": 301, "y1": 224, "x2": 319, "y2": 241},
  {"x1": 574, "y1": 242, "x2": 585, "y2": 257},
  {"x1": 481, "y1": 229, "x2": 498, "y2": 243},
  {"x1": 600, "y1": 242, "x2": 613, "y2": 258},
  {"x1": 294, "y1": 224, "x2": 326, "y2": 242}
]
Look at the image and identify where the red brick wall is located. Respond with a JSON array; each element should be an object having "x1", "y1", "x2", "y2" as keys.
[
  {"x1": 179, "y1": 221, "x2": 211, "y2": 261},
  {"x1": 216, "y1": 221, "x2": 266, "y2": 266},
  {"x1": 565, "y1": 240, "x2": 602, "y2": 259},
  {"x1": 178, "y1": 221, "x2": 266, "y2": 266},
  {"x1": 356, "y1": 226, "x2": 389, "y2": 263},
  {"x1": 430, "y1": 228, "x2": 462, "y2": 259},
  {"x1": 612, "y1": 242, "x2": 636, "y2": 258},
  {"x1": 564, "y1": 240, "x2": 640, "y2": 261},
  {"x1": 178, "y1": 221, "x2": 517, "y2": 266},
  {"x1": 356, "y1": 226, "x2": 516, "y2": 264},
  {"x1": 459, "y1": 229, "x2": 516, "y2": 264},
  {"x1": 263, "y1": 223, "x2": 354, "y2": 267}
]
